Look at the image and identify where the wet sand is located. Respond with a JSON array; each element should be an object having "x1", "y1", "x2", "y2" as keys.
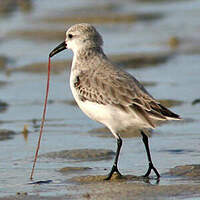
[
  {"x1": 0, "y1": 0, "x2": 200, "y2": 199},
  {"x1": 2, "y1": 165, "x2": 200, "y2": 200}
]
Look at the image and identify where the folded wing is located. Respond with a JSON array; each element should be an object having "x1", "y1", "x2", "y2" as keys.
[{"x1": 74, "y1": 64, "x2": 180, "y2": 128}]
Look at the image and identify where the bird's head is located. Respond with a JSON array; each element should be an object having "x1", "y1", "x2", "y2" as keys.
[{"x1": 49, "y1": 23, "x2": 103, "y2": 57}]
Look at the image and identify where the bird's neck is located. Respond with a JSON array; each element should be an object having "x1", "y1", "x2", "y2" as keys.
[
  {"x1": 74, "y1": 46, "x2": 105, "y2": 60},
  {"x1": 72, "y1": 46, "x2": 107, "y2": 71}
]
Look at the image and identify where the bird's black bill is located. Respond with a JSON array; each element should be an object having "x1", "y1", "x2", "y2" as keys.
[{"x1": 49, "y1": 41, "x2": 66, "y2": 57}]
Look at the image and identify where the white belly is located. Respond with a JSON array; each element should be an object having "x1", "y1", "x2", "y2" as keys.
[{"x1": 70, "y1": 74, "x2": 107, "y2": 122}]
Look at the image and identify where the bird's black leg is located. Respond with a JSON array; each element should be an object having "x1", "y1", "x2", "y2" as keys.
[
  {"x1": 141, "y1": 131, "x2": 160, "y2": 179},
  {"x1": 105, "y1": 136, "x2": 122, "y2": 180}
]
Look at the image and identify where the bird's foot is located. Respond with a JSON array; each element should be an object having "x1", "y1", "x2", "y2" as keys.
[
  {"x1": 143, "y1": 162, "x2": 160, "y2": 179},
  {"x1": 104, "y1": 165, "x2": 122, "y2": 180}
]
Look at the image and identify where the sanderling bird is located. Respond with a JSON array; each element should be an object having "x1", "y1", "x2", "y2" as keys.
[{"x1": 49, "y1": 23, "x2": 180, "y2": 180}]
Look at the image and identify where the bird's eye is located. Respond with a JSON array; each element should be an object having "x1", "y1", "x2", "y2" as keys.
[{"x1": 68, "y1": 34, "x2": 73, "y2": 39}]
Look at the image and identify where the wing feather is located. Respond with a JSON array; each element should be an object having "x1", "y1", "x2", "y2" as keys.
[{"x1": 74, "y1": 64, "x2": 180, "y2": 126}]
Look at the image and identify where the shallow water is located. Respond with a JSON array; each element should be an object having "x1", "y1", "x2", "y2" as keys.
[{"x1": 0, "y1": 0, "x2": 200, "y2": 198}]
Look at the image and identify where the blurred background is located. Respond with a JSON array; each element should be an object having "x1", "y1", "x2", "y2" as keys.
[{"x1": 0, "y1": 0, "x2": 200, "y2": 197}]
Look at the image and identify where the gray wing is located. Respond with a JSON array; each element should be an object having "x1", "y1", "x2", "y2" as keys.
[{"x1": 74, "y1": 65, "x2": 180, "y2": 127}]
